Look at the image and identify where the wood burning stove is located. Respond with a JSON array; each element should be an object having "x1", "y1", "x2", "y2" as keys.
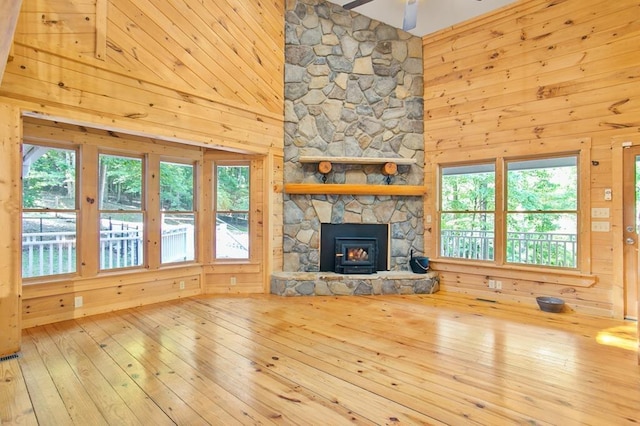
[
  {"x1": 334, "y1": 237, "x2": 377, "y2": 274},
  {"x1": 320, "y1": 223, "x2": 388, "y2": 274}
]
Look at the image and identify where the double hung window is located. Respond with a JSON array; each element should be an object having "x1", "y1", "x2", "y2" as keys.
[
  {"x1": 160, "y1": 161, "x2": 195, "y2": 264},
  {"x1": 22, "y1": 141, "x2": 204, "y2": 280},
  {"x1": 99, "y1": 154, "x2": 144, "y2": 270},
  {"x1": 440, "y1": 163, "x2": 495, "y2": 261},
  {"x1": 505, "y1": 157, "x2": 578, "y2": 267},
  {"x1": 22, "y1": 134, "x2": 256, "y2": 281},
  {"x1": 440, "y1": 155, "x2": 579, "y2": 269},
  {"x1": 22, "y1": 144, "x2": 78, "y2": 278},
  {"x1": 214, "y1": 163, "x2": 250, "y2": 260}
]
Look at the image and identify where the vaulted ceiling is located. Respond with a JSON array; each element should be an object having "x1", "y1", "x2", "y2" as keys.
[{"x1": 330, "y1": 0, "x2": 519, "y2": 36}]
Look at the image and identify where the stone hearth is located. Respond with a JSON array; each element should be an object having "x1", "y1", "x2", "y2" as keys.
[{"x1": 271, "y1": 271, "x2": 439, "y2": 297}]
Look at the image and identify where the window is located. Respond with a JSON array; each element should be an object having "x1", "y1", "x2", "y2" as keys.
[
  {"x1": 160, "y1": 161, "x2": 195, "y2": 263},
  {"x1": 506, "y1": 156, "x2": 578, "y2": 267},
  {"x1": 215, "y1": 164, "x2": 249, "y2": 259},
  {"x1": 22, "y1": 144, "x2": 77, "y2": 278},
  {"x1": 21, "y1": 130, "x2": 209, "y2": 282},
  {"x1": 439, "y1": 155, "x2": 579, "y2": 269},
  {"x1": 99, "y1": 154, "x2": 144, "y2": 270},
  {"x1": 440, "y1": 164, "x2": 495, "y2": 261}
]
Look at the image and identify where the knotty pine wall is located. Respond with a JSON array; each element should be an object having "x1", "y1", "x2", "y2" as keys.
[
  {"x1": 0, "y1": 0, "x2": 285, "y2": 341},
  {"x1": 423, "y1": 0, "x2": 640, "y2": 317}
]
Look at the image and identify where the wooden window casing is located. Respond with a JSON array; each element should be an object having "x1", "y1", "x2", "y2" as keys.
[
  {"x1": 21, "y1": 128, "x2": 204, "y2": 284},
  {"x1": 21, "y1": 142, "x2": 79, "y2": 279},
  {"x1": 431, "y1": 138, "x2": 593, "y2": 283},
  {"x1": 213, "y1": 161, "x2": 251, "y2": 261},
  {"x1": 98, "y1": 152, "x2": 145, "y2": 272},
  {"x1": 504, "y1": 155, "x2": 579, "y2": 269},
  {"x1": 159, "y1": 160, "x2": 197, "y2": 265}
]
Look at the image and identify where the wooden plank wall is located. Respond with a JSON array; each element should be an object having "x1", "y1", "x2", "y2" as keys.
[
  {"x1": 0, "y1": 104, "x2": 22, "y2": 355},
  {"x1": 0, "y1": 0, "x2": 23, "y2": 83},
  {"x1": 12, "y1": 0, "x2": 284, "y2": 116},
  {"x1": 0, "y1": 0, "x2": 284, "y2": 334},
  {"x1": 422, "y1": 0, "x2": 640, "y2": 317},
  {"x1": 270, "y1": 153, "x2": 285, "y2": 274}
]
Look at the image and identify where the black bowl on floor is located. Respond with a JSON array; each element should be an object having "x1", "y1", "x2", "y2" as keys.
[{"x1": 536, "y1": 296, "x2": 565, "y2": 313}]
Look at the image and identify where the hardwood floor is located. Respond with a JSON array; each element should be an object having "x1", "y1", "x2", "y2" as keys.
[{"x1": 2, "y1": 292, "x2": 639, "y2": 425}]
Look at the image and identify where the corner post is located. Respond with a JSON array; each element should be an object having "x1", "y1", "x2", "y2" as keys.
[{"x1": 0, "y1": 102, "x2": 22, "y2": 356}]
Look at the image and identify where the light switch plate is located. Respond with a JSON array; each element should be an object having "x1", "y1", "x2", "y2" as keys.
[
  {"x1": 591, "y1": 221, "x2": 610, "y2": 232},
  {"x1": 591, "y1": 208, "x2": 610, "y2": 218}
]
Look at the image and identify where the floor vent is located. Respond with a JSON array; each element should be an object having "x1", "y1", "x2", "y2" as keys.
[{"x1": 0, "y1": 352, "x2": 21, "y2": 363}]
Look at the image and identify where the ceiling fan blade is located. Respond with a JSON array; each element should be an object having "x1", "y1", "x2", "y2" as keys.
[
  {"x1": 343, "y1": 0, "x2": 374, "y2": 10},
  {"x1": 402, "y1": 0, "x2": 418, "y2": 31}
]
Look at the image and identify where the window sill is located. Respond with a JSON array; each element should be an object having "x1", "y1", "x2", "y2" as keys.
[
  {"x1": 212, "y1": 259, "x2": 254, "y2": 264},
  {"x1": 429, "y1": 258, "x2": 596, "y2": 287},
  {"x1": 204, "y1": 261, "x2": 261, "y2": 274}
]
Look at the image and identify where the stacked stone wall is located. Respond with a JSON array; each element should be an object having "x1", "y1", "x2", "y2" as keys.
[{"x1": 284, "y1": 0, "x2": 425, "y2": 272}]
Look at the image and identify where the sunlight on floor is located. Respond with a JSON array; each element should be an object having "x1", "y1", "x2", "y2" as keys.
[{"x1": 596, "y1": 324, "x2": 638, "y2": 351}]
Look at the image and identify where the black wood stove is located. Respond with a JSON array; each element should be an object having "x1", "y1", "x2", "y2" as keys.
[
  {"x1": 319, "y1": 223, "x2": 388, "y2": 274},
  {"x1": 334, "y1": 237, "x2": 377, "y2": 274}
]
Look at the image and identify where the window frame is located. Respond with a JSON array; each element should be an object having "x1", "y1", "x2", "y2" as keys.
[
  {"x1": 433, "y1": 138, "x2": 592, "y2": 277},
  {"x1": 440, "y1": 162, "x2": 496, "y2": 262},
  {"x1": 213, "y1": 160, "x2": 251, "y2": 261},
  {"x1": 159, "y1": 159, "x2": 197, "y2": 265},
  {"x1": 21, "y1": 142, "x2": 80, "y2": 280},
  {"x1": 504, "y1": 154, "x2": 579, "y2": 268},
  {"x1": 21, "y1": 134, "x2": 205, "y2": 284},
  {"x1": 97, "y1": 151, "x2": 146, "y2": 272}
]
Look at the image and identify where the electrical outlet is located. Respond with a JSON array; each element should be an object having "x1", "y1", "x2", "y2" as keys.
[
  {"x1": 488, "y1": 279, "x2": 495, "y2": 289},
  {"x1": 179, "y1": 280, "x2": 185, "y2": 290},
  {"x1": 591, "y1": 207, "x2": 609, "y2": 218},
  {"x1": 591, "y1": 221, "x2": 610, "y2": 232},
  {"x1": 230, "y1": 276, "x2": 237, "y2": 285},
  {"x1": 74, "y1": 296, "x2": 83, "y2": 308},
  {"x1": 495, "y1": 281, "x2": 502, "y2": 290}
]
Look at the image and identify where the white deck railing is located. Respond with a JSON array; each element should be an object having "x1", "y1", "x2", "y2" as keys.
[
  {"x1": 441, "y1": 229, "x2": 494, "y2": 261},
  {"x1": 23, "y1": 231, "x2": 76, "y2": 278},
  {"x1": 160, "y1": 226, "x2": 195, "y2": 263},
  {"x1": 22, "y1": 226, "x2": 194, "y2": 278},
  {"x1": 441, "y1": 230, "x2": 577, "y2": 267},
  {"x1": 99, "y1": 228, "x2": 144, "y2": 270},
  {"x1": 506, "y1": 231, "x2": 577, "y2": 267}
]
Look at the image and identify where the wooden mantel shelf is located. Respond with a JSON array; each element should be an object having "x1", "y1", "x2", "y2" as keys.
[
  {"x1": 289, "y1": 156, "x2": 424, "y2": 196},
  {"x1": 299, "y1": 156, "x2": 417, "y2": 166},
  {"x1": 284, "y1": 183, "x2": 427, "y2": 196}
]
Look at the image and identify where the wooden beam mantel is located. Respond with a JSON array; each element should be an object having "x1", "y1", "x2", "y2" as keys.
[
  {"x1": 290, "y1": 156, "x2": 424, "y2": 196},
  {"x1": 284, "y1": 183, "x2": 426, "y2": 196},
  {"x1": 299, "y1": 156, "x2": 417, "y2": 166}
]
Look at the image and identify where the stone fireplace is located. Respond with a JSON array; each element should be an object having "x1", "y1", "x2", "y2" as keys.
[
  {"x1": 282, "y1": 0, "x2": 425, "y2": 272},
  {"x1": 272, "y1": 1, "x2": 439, "y2": 296}
]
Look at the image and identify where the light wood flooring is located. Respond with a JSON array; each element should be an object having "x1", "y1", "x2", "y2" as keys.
[{"x1": 1, "y1": 292, "x2": 639, "y2": 425}]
